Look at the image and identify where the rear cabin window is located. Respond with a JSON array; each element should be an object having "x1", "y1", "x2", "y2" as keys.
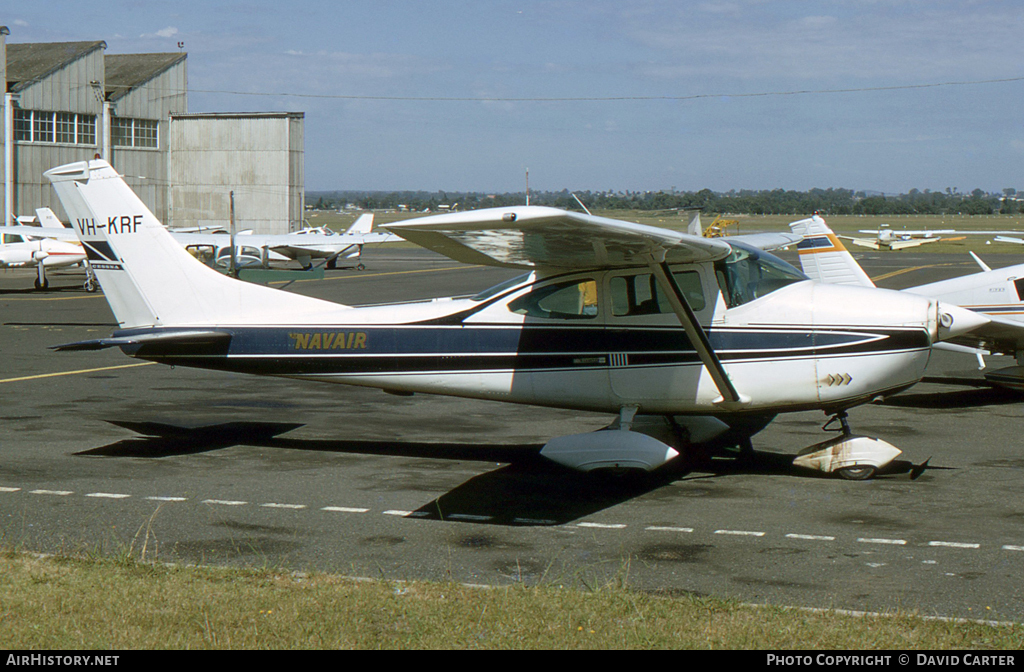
[
  {"x1": 508, "y1": 279, "x2": 598, "y2": 319},
  {"x1": 609, "y1": 271, "x2": 705, "y2": 316}
]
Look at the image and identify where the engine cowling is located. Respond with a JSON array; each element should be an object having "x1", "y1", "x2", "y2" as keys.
[{"x1": 0, "y1": 249, "x2": 35, "y2": 266}]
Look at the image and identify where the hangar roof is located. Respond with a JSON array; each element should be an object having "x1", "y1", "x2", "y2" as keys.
[
  {"x1": 105, "y1": 52, "x2": 186, "y2": 101},
  {"x1": 6, "y1": 41, "x2": 106, "y2": 93}
]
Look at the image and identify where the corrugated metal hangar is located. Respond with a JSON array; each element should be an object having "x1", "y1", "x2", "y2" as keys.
[{"x1": 1, "y1": 27, "x2": 305, "y2": 234}]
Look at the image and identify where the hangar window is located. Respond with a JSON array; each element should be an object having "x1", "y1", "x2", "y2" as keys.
[
  {"x1": 33, "y1": 111, "x2": 53, "y2": 142},
  {"x1": 14, "y1": 109, "x2": 31, "y2": 141},
  {"x1": 508, "y1": 279, "x2": 599, "y2": 319},
  {"x1": 111, "y1": 117, "x2": 134, "y2": 147},
  {"x1": 112, "y1": 117, "x2": 159, "y2": 149},
  {"x1": 55, "y1": 113, "x2": 76, "y2": 144},
  {"x1": 77, "y1": 115, "x2": 97, "y2": 145},
  {"x1": 13, "y1": 109, "x2": 96, "y2": 145}
]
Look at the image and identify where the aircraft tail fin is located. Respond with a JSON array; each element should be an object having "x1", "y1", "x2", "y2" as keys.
[
  {"x1": 45, "y1": 160, "x2": 348, "y2": 329},
  {"x1": 35, "y1": 207, "x2": 66, "y2": 229},
  {"x1": 789, "y1": 215, "x2": 875, "y2": 288},
  {"x1": 344, "y1": 213, "x2": 374, "y2": 235},
  {"x1": 686, "y1": 211, "x2": 702, "y2": 237}
]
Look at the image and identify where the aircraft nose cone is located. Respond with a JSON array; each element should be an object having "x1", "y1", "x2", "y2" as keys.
[{"x1": 936, "y1": 303, "x2": 990, "y2": 341}]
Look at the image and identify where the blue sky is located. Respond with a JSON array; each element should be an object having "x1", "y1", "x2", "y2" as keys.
[{"x1": 7, "y1": 1, "x2": 1024, "y2": 194}]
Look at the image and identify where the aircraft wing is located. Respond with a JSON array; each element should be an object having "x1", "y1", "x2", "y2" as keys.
[
  {"x1": 382, "y1": 206, "x2": 732, "y2": 270},
  {"x1": 264, "y1": 231, "x2": 398, "y2": 249},
  {"x1": 846, "y1": 237, "x2": 882, "y2": 250},
  {"x1": 889, "y1": 237, "x2": 941, "y2": 250},
  {"x1": 170, "y1": 230, "x2": 398, "y2": 251},
  {"x1": 0, "y1": 225, "x2": 80, "y2": 242},
  {"x1": 728, "y1": 232, "x2": 802, "y2": 252}
]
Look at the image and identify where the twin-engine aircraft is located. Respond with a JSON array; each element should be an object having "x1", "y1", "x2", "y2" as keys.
[
  {"x1": 45, "y1": 160, "x2": 987, "y2": 480},
  {"x1": 169, "y1": 213, "x2": 398, "y2": 271},
  {"x1": 791, "y1": 215, "x2": 1024, "y2": 390},
  {"x1": 0, "y1": 208, "x2": 87, "y2": 290},
  {"x1": 848, "y1": 225, "x2": 957, "y2": 250}
]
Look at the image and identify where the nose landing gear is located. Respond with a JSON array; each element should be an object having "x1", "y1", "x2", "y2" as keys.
[{"x1": 792, "y1": 410, "x2": 902, "y2": 480}]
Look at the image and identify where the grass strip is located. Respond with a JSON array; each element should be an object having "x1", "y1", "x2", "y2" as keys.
[{"x1": 0, "y1": 550, "x2": 1020, "y2": 649}]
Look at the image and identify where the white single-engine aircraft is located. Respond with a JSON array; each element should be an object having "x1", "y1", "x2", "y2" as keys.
[
  {"x1": 45, "y1": 160, "x2": 989, "y2": 480},
  {"x1": 791, "y1": 215, "x2": 1024, "y2": 390}
]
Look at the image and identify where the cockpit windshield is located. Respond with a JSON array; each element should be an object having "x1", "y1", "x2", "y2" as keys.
[{"x1": 714, "y1": 242, "x2": 807, "y2": 308}]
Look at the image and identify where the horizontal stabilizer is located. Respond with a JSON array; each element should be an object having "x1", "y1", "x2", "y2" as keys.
[{"x1": 52, "y1": 329, "x2": 231, "y2": 352}]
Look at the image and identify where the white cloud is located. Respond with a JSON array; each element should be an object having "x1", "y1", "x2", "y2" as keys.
[{"x1": 140, "y1": 26, "x2": 179, "y2": 39}]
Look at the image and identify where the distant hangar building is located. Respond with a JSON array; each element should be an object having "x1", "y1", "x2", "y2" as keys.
[{"x1": 1, "y1": 27, "x2": 305, "y2": 234}]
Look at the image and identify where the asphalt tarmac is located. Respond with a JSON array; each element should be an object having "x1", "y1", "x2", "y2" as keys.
[{"x1": 2, "y1": 247, "x2": 1023, "y2": 623}]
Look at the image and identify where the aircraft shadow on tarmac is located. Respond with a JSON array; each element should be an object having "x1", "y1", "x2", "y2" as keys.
[
  {"x1": 880, "y1": 377, "x2": 1022, "y2": 410},
  {"x1": 77, "y1": 420, "x2": 937, "y2": 526}
]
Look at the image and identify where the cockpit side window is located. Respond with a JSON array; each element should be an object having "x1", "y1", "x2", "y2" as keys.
[
  {"x1": 1015, "y1": 277, "x2": 1024, "y2": 302},
  {"x1": 609, "y1": 271, "x2": 705, "y2": 316},
  {"x1": 714, "y1": 243, "x2": 807, "y2": 308},
  {"x1": 508, "y1": 278, "x2": 598, "y2": 319}
]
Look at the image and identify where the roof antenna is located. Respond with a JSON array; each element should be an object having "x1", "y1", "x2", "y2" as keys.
[
  {"x1": 572, "y1": 192, "x2": 592, "y2": 216},
  {"x1": 525, "y1": 167, "x2": 530, "y2": 206}
]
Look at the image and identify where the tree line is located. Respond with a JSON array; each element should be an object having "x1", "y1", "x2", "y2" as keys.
[{"x1": 309, "y1": 186, "x2": 1023, "y2": 216}]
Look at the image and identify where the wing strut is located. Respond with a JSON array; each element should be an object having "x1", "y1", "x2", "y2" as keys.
[{"x1": 648, "y1": 258, "x2": 751, "y2": 410}]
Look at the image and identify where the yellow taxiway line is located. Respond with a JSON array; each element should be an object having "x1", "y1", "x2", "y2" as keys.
[
  {"x1": 870, "y1": 262, "x2": 970, "y2": 283},
  {"x1": 0, "y1": 361, "x2": 156, "y2": 385}
]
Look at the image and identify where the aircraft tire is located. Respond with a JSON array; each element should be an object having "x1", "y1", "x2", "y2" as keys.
[{"x1": 836, "y1": 465, "x2": 876, "y2": 481}]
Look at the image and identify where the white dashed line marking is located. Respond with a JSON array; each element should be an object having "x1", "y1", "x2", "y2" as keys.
[
  {"x1": 715, "y1": 529, "x2": 765, "y2": 537},
  {"x1": 3, "y1": 479, "x2": 1021, "y2": 555},
  {"x1": 928, "y1": 541, "x2": 980, "y2": 549},
  {"x1": 857, "y1": 537, "x2": 907, "y2": 546}
]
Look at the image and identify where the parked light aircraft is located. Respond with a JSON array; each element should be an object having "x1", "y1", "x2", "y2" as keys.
[
  {"x1": 169, "y1": 213, "x2": 396, "y2": 271},
  {"x1": 0, "y1": 208, "x2": 87, "y2": 290},
  {"x1": 847, "y1": 224, "x2": 958, "y2": 250},
  {"x1": 44, "y1": 160, "x2": 991, "y2": 480},
  {"x1": 791, "y1": 215, "x2": 1024, "y2": 390}
]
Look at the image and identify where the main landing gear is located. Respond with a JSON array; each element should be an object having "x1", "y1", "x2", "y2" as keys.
[{"x1": 792, "y1": 410, "x2": 902, "y2": 480}]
